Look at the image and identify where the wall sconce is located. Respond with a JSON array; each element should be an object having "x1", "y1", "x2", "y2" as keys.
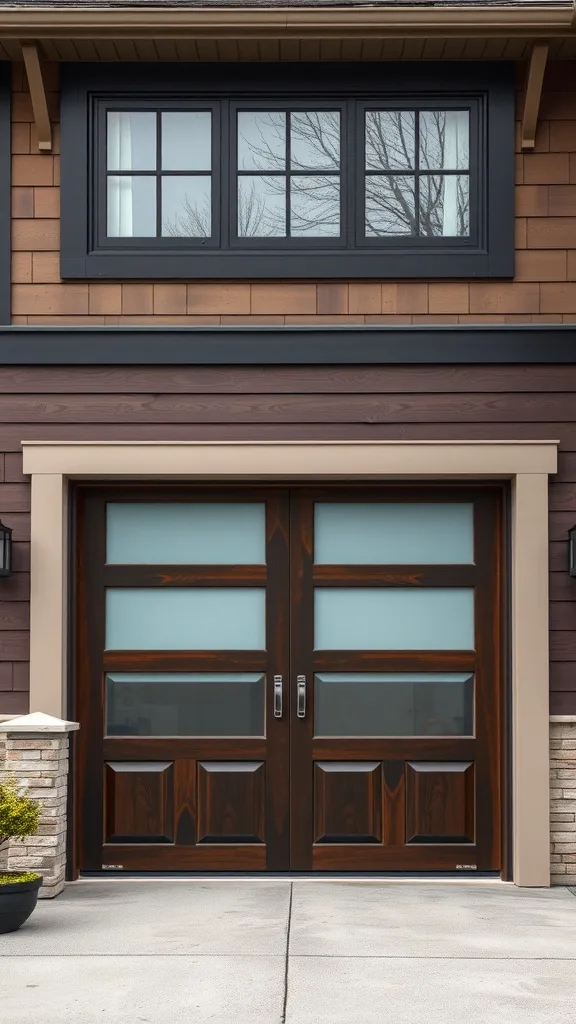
[
  {"x1": 0, "y1": 519, "x2": 13, "y2": 577},
  {"x1": 569, "y1": 524, "x2": 576, "y2": 577}
]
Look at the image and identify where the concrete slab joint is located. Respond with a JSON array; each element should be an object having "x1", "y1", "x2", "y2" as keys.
[{"x1": 0, "y1": 712, "x2": 79, "y2": 898}]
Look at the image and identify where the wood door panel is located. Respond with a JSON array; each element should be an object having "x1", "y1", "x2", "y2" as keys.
[
  {"x1": 405, "y1": 761, "x2": 475, "y2": 844},
  {"x1": 197, "y1": 761, "x2": 266, "y2": 844},
  {"x1": 314, "y1": 762, "x2": 382, "y2": 844},
  {"x1": 102, "y1": 844, "x2": 267, "y2": 870},
  {"x1": 291, "y1": 486, "x2": 503, "y2": 875},
  {"x1": 104, "y1": 761, "x2": 174, "y2": 844}
]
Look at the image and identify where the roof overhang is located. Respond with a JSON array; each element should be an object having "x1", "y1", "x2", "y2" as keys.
[{"x1": 0, "y1": 5, "x2": 575, "y2": 42}]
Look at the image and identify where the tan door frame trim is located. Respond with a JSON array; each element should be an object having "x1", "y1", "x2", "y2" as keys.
[{"x1": 22, "y1": 439, "x2": 558, "y2": 888}]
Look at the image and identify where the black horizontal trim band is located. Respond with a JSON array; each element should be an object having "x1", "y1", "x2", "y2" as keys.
[{"x1": 0, "y1": 324, "x2": 575, "y2": 366}]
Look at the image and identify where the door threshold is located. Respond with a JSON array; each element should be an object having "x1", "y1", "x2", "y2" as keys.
[{"x1": 78, "y1": 870, "x2": 505, "y2": 883}]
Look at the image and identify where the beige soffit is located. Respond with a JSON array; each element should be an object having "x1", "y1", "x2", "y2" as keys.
[
  {"x1": 1, "y1": 5, "x2": 576, "y2": 41},
  {"x1": 22, "y1": 438, "x2": 557, "y2": 887}
]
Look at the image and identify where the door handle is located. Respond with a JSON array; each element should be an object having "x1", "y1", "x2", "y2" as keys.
[
  {"x1": 273, "y1": 675, "x2": 283, "y2": 719},
  {"x1": 297, "y1": 675, "x2": 306, "y2": 719}
]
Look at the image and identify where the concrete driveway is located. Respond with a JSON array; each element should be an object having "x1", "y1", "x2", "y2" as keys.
[{"x1": 1, "y1": 880, "x2": 575, "y2": 1023}]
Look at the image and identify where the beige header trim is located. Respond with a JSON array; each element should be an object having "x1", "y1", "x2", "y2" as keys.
[
  {"x1": 22, "y1": 438, "x2": 557, "y2": 887},
  {"x1": 22, "y1": 439, "x2": 559, "y2": 479},
  {"x1": 0, "y1": 6, "x2": 574, "y2": 41}
]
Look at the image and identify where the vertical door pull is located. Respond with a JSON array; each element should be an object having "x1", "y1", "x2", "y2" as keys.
[
  {"x1": 297, "y1": 675, "x2": 306, "y2": 718},
  {"x1": 273, "y1": 675, "x2": 283, "y2": 718}
]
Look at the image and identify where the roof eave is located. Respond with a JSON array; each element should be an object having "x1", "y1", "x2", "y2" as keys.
[{"x1": 0, "y1": 6, "x2": 575, "y2": 41}]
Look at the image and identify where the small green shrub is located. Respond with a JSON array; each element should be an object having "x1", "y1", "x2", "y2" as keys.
[
  {"x1": 0, "y1": 872, "x2": 40, "y2": 886},
  {"x1": 0, "y1": 776, "x2": 41, "y2": 851}
]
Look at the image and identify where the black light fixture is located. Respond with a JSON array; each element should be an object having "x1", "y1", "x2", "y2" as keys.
[
  {"x1": 569, "y1": 525, "x2": 576, "y2": 578},
  {"x1": 0, "y1": 519, "x2": 13, "y2": 577}
]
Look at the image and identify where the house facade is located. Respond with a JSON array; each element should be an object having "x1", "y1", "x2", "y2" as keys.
[{"x1": 0, "y1": 0, "x2": 576, "y2": 888}]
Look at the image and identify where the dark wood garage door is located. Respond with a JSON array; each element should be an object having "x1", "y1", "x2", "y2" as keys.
[{"x1": 75, "y1": 485, "x2": 502, "y2": 874}]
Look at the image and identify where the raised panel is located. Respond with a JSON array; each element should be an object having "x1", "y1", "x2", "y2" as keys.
[
  {"x1": 405, "y1": 761, "x2": 474, "y2": 844},
  {"x1": 104, "y1": 761, "x2": 174, "y2": 844},
  {"x1": 314, "y1": 762, "x2": 382, "y2": 844},
  {"x1": 197, "y1": 761, "x2": 265, "y2": 844}
]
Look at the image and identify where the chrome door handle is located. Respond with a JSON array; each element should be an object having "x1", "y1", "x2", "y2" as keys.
[
  {"x1": 273, "y1": 675, "x2": 283, "y2": 719},
  {"x1": 297, "y1": 675, "x2": 306, "y2": 719}
]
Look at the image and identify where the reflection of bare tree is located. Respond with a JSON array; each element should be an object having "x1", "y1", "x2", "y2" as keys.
[
  {"x1": 163, "y1": 185, "x2": 271, "y2": 238},
  {"x1": 163, "y1": 109, "x2": 469, "y2": 239}
]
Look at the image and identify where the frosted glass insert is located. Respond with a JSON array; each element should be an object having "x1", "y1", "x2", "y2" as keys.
[
  {"x1": 107, "y1": 503, "x2": 266, "y2": 564},
  {"x1": 314, "y1": 588, "x2": 474, "y2": 650},
  {"x1": 314, "y1": 503, "x2": 474, "y2": 564},
  {"x1": 106, "y1": 588, "x2": 266, "y2": 650},
  {"x1": 315, "y1": 673, "x2": 473, "y2": 737},
  {"x1": 106, "y1": 673, "x2": 264, "y2": 737}
]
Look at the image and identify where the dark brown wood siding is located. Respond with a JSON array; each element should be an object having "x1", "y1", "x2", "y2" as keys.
[{"x1": 0, "y1": 363, "x2": 573, "y2": 716}]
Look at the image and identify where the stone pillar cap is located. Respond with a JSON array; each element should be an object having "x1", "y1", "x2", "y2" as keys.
[{"x1": 0, "y1": 711, "x2": 79, "y2": 734}]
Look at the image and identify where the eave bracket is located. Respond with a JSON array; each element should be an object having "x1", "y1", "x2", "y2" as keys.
[
  {"x1": 521, "y1": 42, "x2": 549, "y2": 152},
  {"x1": 20, "y1": 41, "x2": 52, "y2": 153}
]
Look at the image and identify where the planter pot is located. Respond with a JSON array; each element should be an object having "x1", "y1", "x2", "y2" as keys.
[{"x1": 0, "y1": 874, "x2": 43, "y2": 934}]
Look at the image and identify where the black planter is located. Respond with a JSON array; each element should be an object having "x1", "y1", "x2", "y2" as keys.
[{"x1": 0, "y1": 874, "x2": 43, "y2": 934}]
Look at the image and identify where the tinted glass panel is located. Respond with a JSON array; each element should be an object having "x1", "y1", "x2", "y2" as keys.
[
  {"x1": 107, "y1": 111, "x2": 156, "y2": 171},
  {"x1": 290, "y1": 176, "x2": 340, "y2": 237},
  {"x1": 314, "y1": 502, "x2": 474, "y2": 564},
  {"x1": 365, "y1": 175, "x2": 416, "y2": 236},
  {"x1": 238, "y1": 175, "x2": 286, "y2": 237},
  {"x1": 161, "y1": 176, "x2": 211, "y2": 237},
  {"x1": 420, "y1": 174, "x2": 470, "y2": 238},
  {"x1": 106, "y1": 673, "x2": 265, "y2": 737},
  {"x1": 290, "y1": 112, "x2": 340, "y2": 171},
  {"x1": 238, "y1": 111, "x2": 286, "y2": 170},
  {"x1": 419, "y1": 111, "x2": 469, "y2": 171},
  {"x1": 314, "y1": 588, "x2": 474, "y2": 650},
  {"x1": 365, "y1": 111, "x2": 415, "y2": 171},
  {"x1": 106, "y1": 588, "x2": 266, "y2": 650},
  {"x1": 107, "y1": 175, "x2": 156, "y2": 237},
  {"x1": 161, "y1": 111, "x2": 212, "y2": 171},
  {"x1": 107, "y1": 502, "x2": 266, "y2": 564},
  {"x1": 315, "y1": 672, "x2": 474, "y2": 737}
]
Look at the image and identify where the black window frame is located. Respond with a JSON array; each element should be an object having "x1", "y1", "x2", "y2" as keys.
[{"x1": 60, "y1": 62, "x2": 515, "y2": 280}]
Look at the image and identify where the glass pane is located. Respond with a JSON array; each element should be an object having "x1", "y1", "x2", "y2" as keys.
[
  {"x1": 365, "y1": 175, "x2": 415, "y2": 236},
  {"x1": 107, "y1": 111, "x2": 156, "y2": 171},
  {"x1": 238, "y1": 112, "x2": 286, "y2": 170},
  {"x1": 314, "y1": 503, "x2": 474, "y2": 564},
  {"x1": 290, "y1": 176, "x2": 340, "y2": 237},
  {"x1": 106, "y1": 673, "x2": 265, "y2": 737},
  {"x1": 162, "y1": 112, "x2": 211, "y2": 171},
  {"x1": 161, "y1": 176, "x2": 211, "y2": 238},
  {"x1": 315, "y1": 673, "x2": 474, "y2": 737},
  {"x1": 107, "y1": 502, "x2": 266, "y2": 564},
  {"x1": 106, "y1": 589, "x2": 266, "y2": 650},
  {"x1": 290, "y1": 112, "x2": 340, "y2": 171},
  {"x1": 420, "y1": 175, "x2": 470, "y2": 238},
  {"x1": 419, "y1": 111, "x2": 469, "y2": 171},
  {"x1": 365, "y1": 111, "x2": 415, "y2": 171},
  {"x1": 238, "y1": 176, "x2": 286, "y2": 237},
  {"x1": 314, "y1": 589, "x2": 474, "y2": 650},
  {"x1": 107, "y1": 175, "x2": 156, "y2": 237}
]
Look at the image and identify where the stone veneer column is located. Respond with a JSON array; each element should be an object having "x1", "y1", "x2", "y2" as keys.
[
  {"x1": 550, "y1": 716, "x2": 576, "y2": 885},
  {"x1": 0, "y1": 712, "x2": 79, "y2": 898}
]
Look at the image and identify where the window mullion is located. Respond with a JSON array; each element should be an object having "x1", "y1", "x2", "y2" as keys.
[{"x1": 286, "y1": 110, "x2": 291, "y2": 238}]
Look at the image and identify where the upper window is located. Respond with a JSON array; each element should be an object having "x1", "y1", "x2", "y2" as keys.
[{"x1": 61, "y1": 63, "x2": 514, "y2": 279}]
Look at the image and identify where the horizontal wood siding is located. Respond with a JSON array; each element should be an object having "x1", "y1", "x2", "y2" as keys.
[{"x1": 0, "y1": 364, "x2": 573, "y2": 716}]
